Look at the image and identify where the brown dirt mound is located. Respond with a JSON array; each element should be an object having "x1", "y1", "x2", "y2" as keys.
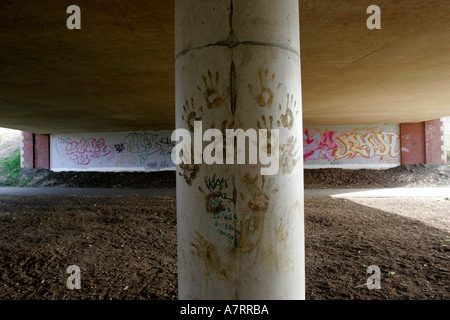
[
  {"x1": 304, "y1": 164, "x2": 450, "y2": 189},
  {"x1": 17, "y1": 163, "x2": 450, "y2": 189},
  {"x1": 19, "y1": 168, "x2": 176, "y2": 189}
]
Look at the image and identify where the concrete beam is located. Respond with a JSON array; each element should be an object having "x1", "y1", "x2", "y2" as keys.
[{"x1": 0, "y1": 1, "x2": 449, "y2": 133}]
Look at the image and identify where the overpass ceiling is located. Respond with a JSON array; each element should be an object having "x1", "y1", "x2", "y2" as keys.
[{"x1": 0, "y1": 0, "x2": 449, "y2": 133}]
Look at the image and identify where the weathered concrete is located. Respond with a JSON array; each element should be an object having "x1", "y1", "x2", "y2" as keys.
[
  {"x1": 1, "y1": 1, "x2": 450, "y2": 133},
  {"x1": 175, "y1": 0, "x2": 304, "y2": 300}
]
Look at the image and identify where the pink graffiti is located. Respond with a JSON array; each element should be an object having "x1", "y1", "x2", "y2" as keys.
[
  {"x1": 303, "y1": 128, "x2": 339, "y2": 161},
  {"x1": 65, "y1": 138, "x2": 112, "y2": 165}
]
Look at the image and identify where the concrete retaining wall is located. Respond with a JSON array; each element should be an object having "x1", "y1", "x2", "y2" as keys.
[
  {"x1": 303, "y1": 124, "x2": 401, "y2": 169},
  {"x1": 51, "y1": 124, "x2": 403, "y2": 172},
  {"x1": 50, "y1": 131, "x2": 176, "y2": 172}
]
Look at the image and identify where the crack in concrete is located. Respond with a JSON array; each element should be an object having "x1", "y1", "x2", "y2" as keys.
[
  {"x1": 176, "y1": 38, "x2": 300, "y2": 60},
  {"x1": 176, "y1": 0, "x2": 300, "y2": 59},
  {"x1": 230, "y1": 60, "x2": 236, "y2": 117}
]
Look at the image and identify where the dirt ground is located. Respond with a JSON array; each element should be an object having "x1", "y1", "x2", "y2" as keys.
[
  {"x1": 18, "y1": 163, "x2": 450, "y2": 189},
  {"x1": 0, "y1": 166, "x2": 449, "y2": 300}
]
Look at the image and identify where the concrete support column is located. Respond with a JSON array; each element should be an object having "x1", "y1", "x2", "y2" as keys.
[{"x1": 175, "y1": 0, "x2": 304, "y2": 299}]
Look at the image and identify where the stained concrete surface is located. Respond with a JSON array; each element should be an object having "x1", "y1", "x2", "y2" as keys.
[{"x1": 1, "y1": 1, "x2": 450, "y2": 133}]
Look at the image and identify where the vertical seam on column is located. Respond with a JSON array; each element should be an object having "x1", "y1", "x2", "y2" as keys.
[
  {"x1": 230, "y1": 61, "x2": 237, "y2": 118},
  {"x1": 229, "y1": 0, "x2": 238, "y2": 301},
  {"x1": 228, "y1": 0, "x2": 234, "y2": 32},
  {"x1": 232, "y1": 173, "x2": 238, "y2": 299}
]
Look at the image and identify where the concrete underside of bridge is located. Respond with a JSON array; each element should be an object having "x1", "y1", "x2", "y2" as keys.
[
  {"x1": 0, "y1": 0, "x2": 449, "y2": 134},
  {"x1": 1, "y1": 0, "x2": 449, "y2": 301}
]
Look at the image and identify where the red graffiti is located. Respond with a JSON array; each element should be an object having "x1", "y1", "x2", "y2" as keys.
[
  {"x1": 303, "y1": 128, "x2": 339, "y2": 161},
  {"x1": 65, "y1": 138, "x2": 112, "y2": 165}
]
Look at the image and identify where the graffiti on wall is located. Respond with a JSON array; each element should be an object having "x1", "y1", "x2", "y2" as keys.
[
  {"x1": 53, "y1": 126, "x2": 401, "y2": 171},
  {"x1": 52, "y1": 131, "x2": 176, "y2": 171},
  {"x1": 124, "y1": 133, "x2": 161, "y2": 156},
  {"x1": 303, "y1": 129, "x2": 339, "y2": 161},
  {"x1": 334, "y1": 131, "x2": 401, "y2": 160},
  {"x1": 303, "y1": 126, "x2": 401, "y2": 165},
  {"x1": 122, "y1": 133, "x2": 175, "y2": 166},
  {"x1": 65, "y1": 138, "x2": 112, "y2": 165}
]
